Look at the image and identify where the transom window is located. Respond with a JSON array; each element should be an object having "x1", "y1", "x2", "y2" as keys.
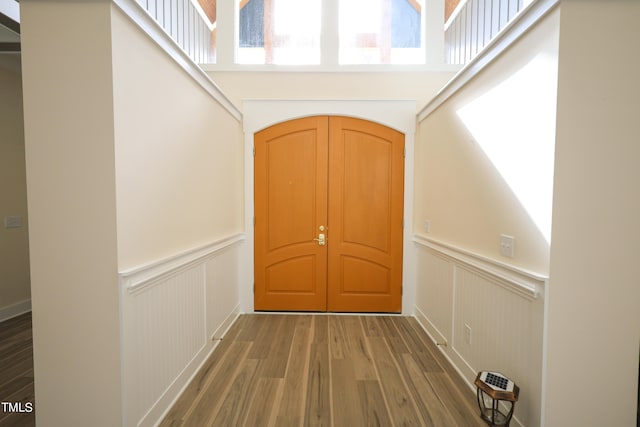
[
  {"x1": 339, "y1": 0, "x2": 422, "y2": 64},
  {"x1": 238, "y1": 0, "x2": 322, "y2": 64},
  {"x1": 237, "y1": 0, "x2": 425, "y2": 65}
]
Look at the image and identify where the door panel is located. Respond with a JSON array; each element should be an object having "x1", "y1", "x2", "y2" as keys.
[
  {"x1": 254, "y1": 116, "x2": 404, "y2": 313},
  {"x1": 327, "y1": 117, "x2": 404, "y2": 312},
  {"x1": 254, "y1": 116, "x2": 328, "y2": 311}
]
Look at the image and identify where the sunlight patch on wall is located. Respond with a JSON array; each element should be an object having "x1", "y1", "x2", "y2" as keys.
[{"x1": 457, "y1": 53, "x2": 558, "y2": 243}]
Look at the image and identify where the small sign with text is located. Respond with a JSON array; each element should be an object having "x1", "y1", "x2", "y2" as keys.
[{"x1": 1, "y1": 402, "x2": 33, "y2": 413}]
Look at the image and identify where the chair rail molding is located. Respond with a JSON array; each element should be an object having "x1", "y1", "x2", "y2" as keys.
[{"x1": 413, "y1": 234, "x2": 546, "y2": 300}]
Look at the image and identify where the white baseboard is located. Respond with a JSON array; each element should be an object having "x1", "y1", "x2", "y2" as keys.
[
  {"x1": 211, "y1": 304, "x2": 241, "y2": 341},
  {"x1": 413, "y1": 308, "x2": 475, "y2": 391},
  {"x1": 142, "y1": 340, "x2": 216, "y2": 427},
  {"x1": 0, "y1": 299, "x2": 31, "y2": 322},
  {"x1": 413, "y1": 308, "x2": 526, "y2": 427},
  {"x1": 147, "y1": 305, "x2": 242, "y2": 427}
]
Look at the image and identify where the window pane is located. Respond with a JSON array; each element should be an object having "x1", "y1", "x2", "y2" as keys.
[
  {"x1": 238, "y1": 0, "x2": 321, "y2": 65},
  {"x1": 339, "y1": 0, "x2": 424, "y2": 64}
]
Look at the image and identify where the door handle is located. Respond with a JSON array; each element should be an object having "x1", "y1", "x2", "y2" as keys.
[{"x1": 313, "y1": 233, "x2": 326, "y2": 246}]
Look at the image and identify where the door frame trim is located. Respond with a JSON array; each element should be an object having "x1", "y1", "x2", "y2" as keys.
[{"x1": 242, "y1": 100, "x2": 417, "y2": 315}]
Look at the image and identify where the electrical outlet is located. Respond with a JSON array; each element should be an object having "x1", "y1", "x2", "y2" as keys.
[
  {"x1": 464, "y1": 324, "x2": 472, "y2": 345},
  {"x1": 4, "y1": 216, "x2": 22, "y2": 229},
  {"x1": 424, "y1": 220, "x2": 431, "y2": 233},
  {"x1": 500, "y1": 234, "x2": 515, "y2": 258}
]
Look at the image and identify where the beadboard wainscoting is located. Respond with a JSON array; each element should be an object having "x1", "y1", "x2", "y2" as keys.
[
  {"x1": 119, "y1": 233, "x2": 244, "y2": 427},
  {"x1": 413, "y1": 235, "x2": 546, "y2": 427}
]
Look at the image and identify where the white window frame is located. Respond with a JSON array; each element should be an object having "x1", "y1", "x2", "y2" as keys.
[{"x1": 203, "y1": 0, "x2": 455, "y2": 72}]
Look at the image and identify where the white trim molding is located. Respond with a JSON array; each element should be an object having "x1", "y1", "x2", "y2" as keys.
[
  {"x1": 413, "y1": 234, "x2": 546, "y2": 300},
  {"x1": 242, "y1": 100, "x2": 418, "y2": 315},
  {"x1": 418, "y1": 0, "x2": 559, "y2": 121},
  {"x1": 119, "y1": 232, "x2": 245, "y2": 292},
  {"x1": 111, "y1": 0, "x2": 242, "y2": 121}
]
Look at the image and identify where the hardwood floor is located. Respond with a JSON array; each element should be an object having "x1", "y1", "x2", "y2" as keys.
[
  {"x1": 161, "y1": 314, "x2": 485, "y2": 427},
  {"x1": 0, "y1": 313, "x2": 35, "y2": 427},
  {"x1": 0, "y1": 313, "x2": 484, "y2": 426}
]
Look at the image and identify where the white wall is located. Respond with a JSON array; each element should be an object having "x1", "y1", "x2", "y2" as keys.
[
  {"x1": 0, "y1": 56, "x2": 30, "y2": 320},
  {"x1": 543, "y1": 1, "x2": 640, "y2": 425},
  {"x1": 111, "y1": 6, "x2": 244, "y2": 271},
  {"x1": 21, "y1": 1, "x2": 245, "y2": 425},
  {"x1": 415, "y1": 9, "x2": 559, "y2": 275},
  {"x1": 413, "y1": 7, "x2": 560, "y2": 426},
  {"x1": 110, "y1": 5, "x2": 245, "y2": 424},
  {"x1": 208, "y1": 71, "x2": 455, "y2": 111},
  {"x1": 21, "y1": 2, "x2": 122, "y2": 425}
]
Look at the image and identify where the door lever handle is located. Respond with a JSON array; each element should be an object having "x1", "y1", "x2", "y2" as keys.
[{"x1": 313, "y1": 233, "x2": 326, "y2": 246}]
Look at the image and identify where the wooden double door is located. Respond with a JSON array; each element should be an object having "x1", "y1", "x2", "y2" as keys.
[{"x1": 254, "y1": 116, "x2": 404, "y2": 312}]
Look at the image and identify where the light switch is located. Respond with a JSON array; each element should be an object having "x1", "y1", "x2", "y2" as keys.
[
  {"x1": 500, "y1": 234, "x2": 515, "y2": 258},
  {"x1": 424, "y1": 220, "x2": 431, "y2": 233},
  {"x1": 4, "y1": 216, "x2": 22, "y2": 229}
]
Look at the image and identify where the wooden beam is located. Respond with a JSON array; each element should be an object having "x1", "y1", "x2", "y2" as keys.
[
  {"x1": 408, "y1": 0, "x2": 422, "y2": 13},
  {"x1": 264, "y1": 0, "x2": 274, "y2": 63}
]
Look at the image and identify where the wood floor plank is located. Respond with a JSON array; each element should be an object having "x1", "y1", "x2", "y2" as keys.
[
  {"x1": 366, "y1": 337, "x2": 423, "y2": 426},
  {"x1": 178, "y1": 342, "x2": 252, "y2": 426},
  {"x1": 0, "y1": 353, "x2": 33, "y2": 390},
  {"x1": 342, "y1": 316, "x2": 378, "y2": 380},
  {"x1": 0, "y1": 330, "x2": 32, "y2": 358},
  {"x1": 160, "y1": 317, "x2": 246, "y2": 424},
  {"x1": 210, "y1": 358, "x2": 261, "y2": 427},
  {"x1": 1, "y1": 313, "x2": 491, "y2": 427},
  {"x1": 294, "y1": 314, "x2": 312, "y2": 329},
  {"x1": 249, "y1": 315, "x2": 285, "y2": 359},
  {"x1": 405, "y1": 317, "x2": 478, "y2": 398},
  {"x1": 361, "y1": 316, "x2": 384, "y2": 337},
  {"x1": 0, "y1": 314, "x2": 31, "y2": 342},
  {"x1": 378, "y1": 316, "x2": 401, "y2": 338},
  {"x1": 0, "y1": 313, "x2": 34, "y2": 427},
  {"x1": 313, "y1": 316, "x2": 328, "y2": 344},
  {"x1": 357, "y1": 380, "x2": 393, "y2": 427},
  {"x1": 236, "y1": 313, "x2": 270, "y2": 341},
  {"x1": 391, "y1": 317, "x2": 443, "y2": 372},
  {"x1": 426, "y1": 372, "x2": 485, "y2": 427},
  {"x1": 328, "y1": 316, "x2": 348, "y2": 359},
  {"x1": 0, "y1": 341, "x2": 32, "y2": 367},
  {"x1": 275, "y1": 325, "x2": 312, "y2": 425},
  {"x1": 162, "y1": 314, "x2": 487, "y2": 427},
  {"x1": 242, "y1": 378, "x2": 282, "y2": 427},
  {"x1": 304, "y1": 343, "x2": 331, "y2": 426},
  {"x1": 257, "y1": 315, "x2": 296, "y2": 378},
  {"x1": 331, "y1": 358, "x2": 365, "y2": 426},
  {"x1": 378, "y1": 317, "x2": 410, "y2": 356},
  {"x1": 401, "y1": 352, "x2": 458, "y2": 426},
  {"x1": 0, "y1": 412, "x2": 35, "y2": 427}
]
